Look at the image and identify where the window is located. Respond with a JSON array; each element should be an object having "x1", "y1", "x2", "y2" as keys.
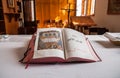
[{"x1": 76, "y1": 0, "x2": 96, "y2": 16}]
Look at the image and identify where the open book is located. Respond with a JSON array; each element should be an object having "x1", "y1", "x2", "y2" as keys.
[
  {"x1": 21, "y1": 28, "x2": 101, "y2": 64},
  {"x1": 104, "y1": 32, "x2": 120, "y2": 46}
]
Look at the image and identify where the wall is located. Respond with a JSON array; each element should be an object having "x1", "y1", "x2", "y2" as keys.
[
  {"x1": 36, "y1": 0, "x2": 120, "y2": 31},
  {"x1": 3, "y1": 0, "x2": 120, "y2": 33},
  {"x1": 92, "y1": 0, "x2": 120, "y2": 32},
  {"x1": 36, "y1": 0, "x2": 76, "y2": 28}
]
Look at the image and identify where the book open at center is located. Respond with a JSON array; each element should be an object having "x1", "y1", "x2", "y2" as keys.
[{"x1": 20, "y1": 28, "x2": 101, "y2": 64}]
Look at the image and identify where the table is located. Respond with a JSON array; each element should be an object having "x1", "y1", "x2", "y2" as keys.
[{"x1": 0, "y1": 35, "x2": 120, "y2": 78}]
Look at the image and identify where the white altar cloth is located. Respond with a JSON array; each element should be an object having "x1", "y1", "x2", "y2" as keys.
[{"x1": 0, "y1": 35, "x2": 120, "y2": 78}]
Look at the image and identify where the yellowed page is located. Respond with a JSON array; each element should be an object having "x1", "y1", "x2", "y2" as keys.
[{"x1": 63, "y1": 28, "x2": 99, "y2": 61}]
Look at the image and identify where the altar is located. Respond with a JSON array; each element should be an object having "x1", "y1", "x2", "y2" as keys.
[{"x1": 0, "y1": 35, "x2": 120, "y2": 78}]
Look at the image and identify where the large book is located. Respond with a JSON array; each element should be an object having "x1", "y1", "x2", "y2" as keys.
[{"x1": 20, "y1": 28, "x2": 101, "y2": 64}]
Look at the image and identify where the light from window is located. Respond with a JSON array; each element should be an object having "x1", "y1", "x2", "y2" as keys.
[{"x1": 76, "y1": 0, "x2": 96, "y2": 16}]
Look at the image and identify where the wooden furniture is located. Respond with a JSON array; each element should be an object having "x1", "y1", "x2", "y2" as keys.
[
  {"x1": 71, "y1": 16, "x2": 97, "y2": 33},
  {"x1": 0, "y1": 0, "x2": 6, "y2": 34},
  {"x1": 0, "y1": 0, "x2": 21, "y2": 34}
]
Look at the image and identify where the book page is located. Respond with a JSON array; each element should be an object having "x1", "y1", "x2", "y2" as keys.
[
  {"x1": 34, "y1": 28, "x2": 65, "y2": 59},
  {"x1": 104, "y1": 32, "x2": 120, "y2": 41},
  {"x1": 63, "y1": 28, "x2": 99, "y2": 61}
]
